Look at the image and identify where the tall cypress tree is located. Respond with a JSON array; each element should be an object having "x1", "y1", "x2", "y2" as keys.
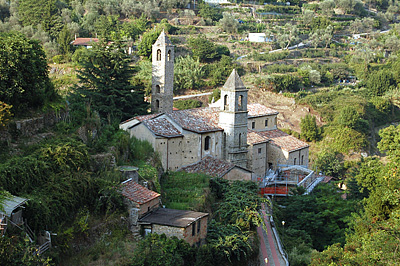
[{"x1": 74, "y1": 39, "x2": 148, "y2": 122}]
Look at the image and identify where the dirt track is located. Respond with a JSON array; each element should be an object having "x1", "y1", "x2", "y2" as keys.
[{"x1": 248, "y1": 87, "x2": 324, "y2": 133}]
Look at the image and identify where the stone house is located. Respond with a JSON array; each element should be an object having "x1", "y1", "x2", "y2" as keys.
[
  {"x1": 138, "y1": 208, "x2": 209, "y2": 246},
  {"x1": 70, "y1": 37, "x2": 99, "y2": 49},
  {"x1": 120, "y1": 179, "x2": 161, "y2": 227},
  {"x1": 120, "y1": 31, "x2": 309, "y2": 179}
]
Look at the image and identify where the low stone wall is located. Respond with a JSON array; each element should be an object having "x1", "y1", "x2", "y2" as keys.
[{"x1": 0, "y1": 110, "x2": 68, "y2": 142}]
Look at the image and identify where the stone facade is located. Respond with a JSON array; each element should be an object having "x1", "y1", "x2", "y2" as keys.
[
  {"x1": 120, "y1": 32, "x2": 310, "y2": 180},
  {"x1": 150, "y1": 215, "x2": 208, "y2": 246}
]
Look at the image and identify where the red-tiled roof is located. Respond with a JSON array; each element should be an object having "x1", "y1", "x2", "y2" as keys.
[
  {"x1": 120, "y1": 179, "x2": 160, "y2": 205},
  {"x1": 144, "y1": 118, "x2": 182, "y2": 137},
  {"x1": 168, "y1": 108, "x2": 222, "y2": 133},
  {"x1": 248, "y1": 103, "x2": 279, "y2": 118},
  {"x1": 247, "y1": 130, "x2": 269, "y2": 145},
  {"x1": 180, "y1": 156, "x2": 248, "y2": 178},
  {"x1": 71, "y1": 38, "x2": 99, "y2": 46},
  {"x1": 257, "y1": 129, "x2": 309, "y2": 152}
]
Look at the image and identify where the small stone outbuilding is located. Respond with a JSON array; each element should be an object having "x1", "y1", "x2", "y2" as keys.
[
  {"x1": 138, "y1": 208, "x2": 209, "y2": 246},
  {"x1": 120, "y1": 179, "x2": 161, "y2": 228}
]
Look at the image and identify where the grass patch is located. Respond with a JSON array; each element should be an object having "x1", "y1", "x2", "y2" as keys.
[{"x1": 161, "y1": 171, "x2": 210, "y2": 211}]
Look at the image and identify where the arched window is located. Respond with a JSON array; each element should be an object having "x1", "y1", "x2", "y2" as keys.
[
  {"x1": 157, "y1": 49, "x2": 161, "y2": 61},
  {"x1": 294, "y1": 158, "x2": 297, "y2": 165},
  {"x1": 155, "y1": 99, "x2": 160, "y2": 109},
  {"x1": 167, "y1": 50, "x2": 171, "y2": 61},
  {"x1": 155, "y1": 85, "x2": 160, "y2": 93},
  {"x1": 204, "y1": 136, "x2": 211, "y2": 151},
  {"x1": 238, "y1": 95, "x2": 243, "y2": 110},
  {"x1": 223, "y1": 133, "x2": 227, "y2": 159},
  {"x1": 239, "y1": 133, "x2": 242, "y2": 149},
  {"x1": 301, "y1": 155, "x2": 304, "y2": 165},
  {"x1": 224, "y1": 95, "x2": 228, "y2": 110}
]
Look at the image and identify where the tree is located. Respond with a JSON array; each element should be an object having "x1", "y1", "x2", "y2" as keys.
[
  {"x1": 273, "y1": 23, "x2": 299, "y2": 49},
  {"x1": 366, "y1": 69, "x2": 396, "y2": 96},
  {"x1": 174, "y1": 55, "x2": 204, "y2": 91},
  {"x1": 219, "y1": 12, "x2": 239, "y2": 34},
  {"x1": 74, "y1": 39, "x2": 148, "y2": 122},
  {"x1": 131, "y1": 233, "x2": 195, "y2": 266},
  {"x1": 319, "y1": 0, "x2": 335, "y2": 16},
  {"x1": 0, "y1": 32, "x2": 55, "y2": 115},
  {"x1": 187, "y1": 35, "x2": 229, "y2": 63},
  {"x1": 301, "y1": 114, "x2": 320, "y2": 141},
  {"x1": 58, "y1": 26, "x2": 73, "y2": 56},
  {"x1": 377, "y1": 124, "x2": 400, "y2": 160},
  {"x1": 314, "y1": 151, "x2": 344, "y2": 177},
  {"x1": 302, "y1": 9, "x2": 315, "y2": 27},
  {"x1": 198, "y1": 2, "x2": 222, "y2": 22},
  {"x1": 0, "y1": 101, "x2": 12, "y2": 127}
]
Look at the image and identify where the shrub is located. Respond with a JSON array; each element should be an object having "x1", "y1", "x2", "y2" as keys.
[{"x1": 174, "y1": 99, "x2": 202, "y2": 110}]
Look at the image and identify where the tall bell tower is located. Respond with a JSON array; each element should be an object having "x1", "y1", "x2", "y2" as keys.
[
  {"x1": 218, "y1": 69, "x2": 248, "y2": 168},
  {"x1": 151, "y1": 30, "x2": 174, "y2": 113}
]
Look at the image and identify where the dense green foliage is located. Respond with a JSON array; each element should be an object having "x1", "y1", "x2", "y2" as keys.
[
  {"x1": 173, "y1": 99, "x2": 202, "y2": 110},
  {"x1": 74, "y1": 39, "x2": 148, "y2": 122},
  {"x1": 274, "y1": 183, "x2": 358, "y2": 265},
  {"x1": 311, "y1": 125, "x2": 400, "y2": 265},
  {"x1": 188, "y1": 35, "x2": 230, "y2": 63},
  {"x1": 300, "y1": 114, "x2": 320, "y2": 141},
  {"x1": 0, "y1": 32, "x2": 55, "y2": 115},
  {"x1": 131, "y1": 233, "x2": 195, "y2": 266}
]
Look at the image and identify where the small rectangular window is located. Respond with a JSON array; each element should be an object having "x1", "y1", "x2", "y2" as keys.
[
  {"x1": 265, "y1": 119, "x2": 268, "y2": 127},
  {"x1": 258, "y1": 148, "x2": 262, "y2": 154},
  {"x1": 252, "y1": 121, "x2": 255, "y2": 129},
  {"x1": 197, "y1": 220, "x2": 201, "y2": 234},
  {"x1": 192, "y1": 223, "x2": 196, "y2": 236}
]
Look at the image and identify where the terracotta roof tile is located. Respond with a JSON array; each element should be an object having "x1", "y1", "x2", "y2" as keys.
[
  {"x1": 169, "y1": 107, "x2": 222, "y2": 133},
  {"x1": 257, "y1": 129, "x2": 309, "y2": 152},
  {"x1": 144, "y1": 118, "x2": 182, "y2": 137},
  {"x1": 247, "y1": 130, "x2": 269, "y2": 145},
  {"x1": 179, "y1": 156, "x2": 236, "y2": 178},
  {"x1": 120, "y1": 179, "x2": 160, "y2": 205},
  {"x1": 248, "y1": 103, "x2": 279, "y2": 118},
  {"x1": 71, "y1": 38, "x2": 99, "y2": 46}
]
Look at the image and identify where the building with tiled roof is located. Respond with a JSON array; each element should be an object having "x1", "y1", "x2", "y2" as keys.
[
  {"x1": 71, "y1": 37, "x2": 99, "y2": 48},
  {"x1": 120, "y1": 32, "x2": 309, "y2": 179},
  {"x1": 119, "y1": 179, "x2": 161, "y2": 225}
]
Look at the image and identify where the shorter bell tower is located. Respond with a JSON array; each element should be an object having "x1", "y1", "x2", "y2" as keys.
[{"x1": 218, "y1": 69, "x2": 248, "y2": 168}]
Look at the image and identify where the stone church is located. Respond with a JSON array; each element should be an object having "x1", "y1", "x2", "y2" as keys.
[{"x1": 120, "y1": 31, "x2": 309, "y2": 179}]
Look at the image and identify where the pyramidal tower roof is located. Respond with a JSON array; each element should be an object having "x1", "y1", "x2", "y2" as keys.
[
  {"x1": 154, "y1": 30, "x2": 173, "y2": 46},
  {"x1": 223, "y1": 69, "x2": 246, "y2": 90}
]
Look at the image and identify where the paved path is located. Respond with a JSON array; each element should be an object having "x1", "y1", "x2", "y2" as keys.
[
  {"x1": 173, "y1": 92, "x2": 212, "y2": 100},
  {"x1": 257, "y1": 203, "x2": 286, "y2": 266}
]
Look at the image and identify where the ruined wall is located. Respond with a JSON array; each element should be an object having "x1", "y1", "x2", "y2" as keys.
[{"x1": 0, "y1": 110, "x2": 68, "y2": 142}]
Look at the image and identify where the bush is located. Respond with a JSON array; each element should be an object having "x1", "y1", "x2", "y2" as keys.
[
  {"x1": 52, "y1": 54, "x2": 65, "y2": 64},
  {"x1": 174, "y1": 99, "x2": 202, "y2": 110}
]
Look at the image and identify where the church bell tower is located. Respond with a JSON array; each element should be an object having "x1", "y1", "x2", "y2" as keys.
[
  {"x1": 218, "y1": 69, "x2": 248, "y2": 168},
  {"x1": 151, "y1": 30, "x2": 174, "y2": 113}
]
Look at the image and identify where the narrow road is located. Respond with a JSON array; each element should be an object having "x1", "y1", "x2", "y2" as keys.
[
  {"x1": 173, "y1": 92, "x2": 212, "y2": 100},
  {"x1": 257, "y1": 203, "x2": 287, "y2": 266}
]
